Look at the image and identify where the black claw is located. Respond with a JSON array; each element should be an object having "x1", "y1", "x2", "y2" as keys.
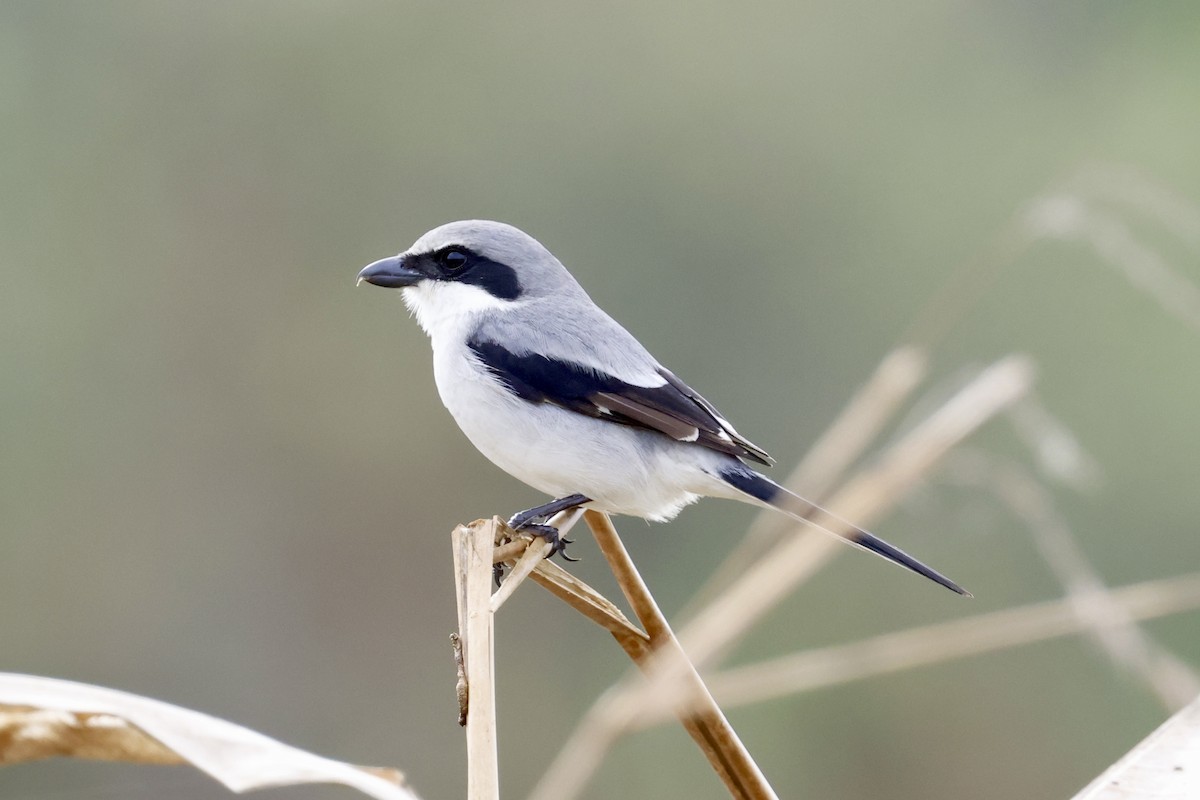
[
  {"x1": 517, "y1": 523, "x2": 579, "y2": 562},
  {"x1": 556, "y1": 536, "x2": 579, "y2": 561},
  {"x1": 493, "y1": 562, "x2": 507, "y2": 587}
]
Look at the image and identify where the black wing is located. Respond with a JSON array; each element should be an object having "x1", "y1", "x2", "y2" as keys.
[{"x1": 468, "y1": 337, "x2": 773, "y2": 466}]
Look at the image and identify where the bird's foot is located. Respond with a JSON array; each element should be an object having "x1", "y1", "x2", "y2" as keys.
[
  {"x1": 506, "y1": 494, "x2": 589, "y2": 563},
  {"x1": 512, "y1": 522, "x2": 579, "y2": 562}
]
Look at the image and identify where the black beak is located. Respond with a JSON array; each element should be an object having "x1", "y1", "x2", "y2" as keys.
[{"x1": 357, "y1": 255, "x2": 425, "y2": 288}]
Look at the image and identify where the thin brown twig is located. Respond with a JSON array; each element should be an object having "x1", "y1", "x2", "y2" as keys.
[
  {"x1": 525, "y1": 559, "x2": 648, "y2": 649},
  {"x1": 588, "y1": 511, "x2": 776, "y2": 799},
  {"x1": 528, "y1": 513, "x2": 776, "y2": 800}
]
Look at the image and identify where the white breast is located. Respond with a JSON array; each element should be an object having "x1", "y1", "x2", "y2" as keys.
[{"x1": 403, "y1": 281, "x2": 723, "y2": 520}]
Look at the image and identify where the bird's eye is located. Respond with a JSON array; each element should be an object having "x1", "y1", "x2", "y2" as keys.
[{"x1": 441, "y1": 250, "x2": 469, "y2": 271}]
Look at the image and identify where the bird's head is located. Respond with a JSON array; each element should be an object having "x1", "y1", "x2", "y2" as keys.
[{"x1": 357, "y1": 220, "x2": 577, "y2": 336}]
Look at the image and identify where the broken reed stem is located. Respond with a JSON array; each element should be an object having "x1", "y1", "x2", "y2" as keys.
[
  {"x1": 452, "y1": 520, "x2": 500, "y2": 800},
  {"x1": 526, "y1": 559, "x2": 649, "y2": 648}
]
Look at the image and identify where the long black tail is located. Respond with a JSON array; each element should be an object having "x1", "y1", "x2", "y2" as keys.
[{"x1": 718, "y1": 466, "x2": 970, "y2": 596}]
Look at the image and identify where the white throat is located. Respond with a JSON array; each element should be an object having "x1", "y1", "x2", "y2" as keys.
[{"x1": 402, "y1": 281, "x2": 520, "y2": 343}]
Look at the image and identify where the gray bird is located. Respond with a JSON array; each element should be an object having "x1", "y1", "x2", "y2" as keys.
[{"x1": 358, "y1": 220, "x2": 967, "y2": 595}]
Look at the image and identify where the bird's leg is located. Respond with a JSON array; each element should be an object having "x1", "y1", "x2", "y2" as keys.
[
  {"x1": 507, "y1": 493, "x2": 590, "y2": 562},
  {"x1": 508, "y1": 494, "x2": 591, "y2": 529}
]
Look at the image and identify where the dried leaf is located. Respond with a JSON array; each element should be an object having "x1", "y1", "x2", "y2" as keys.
[{"x1": 0, "y1": 673, "x2": 418, "y2": 800}]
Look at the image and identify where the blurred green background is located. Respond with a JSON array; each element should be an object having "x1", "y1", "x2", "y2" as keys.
[{"x1": 4, "y1": 2, "x2": 1200, "y2": 798}]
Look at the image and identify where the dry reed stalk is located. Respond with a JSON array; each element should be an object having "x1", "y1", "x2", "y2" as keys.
[
  {"x1": 1068, "y1": 164, "x2": 1200, "y2": 249},
  {"x1": 778, "y1": 346, "x2": 930, "y2": 508},
  {"x1": 646, "y1": 572, "x2": 1200, "y2": 723},
  {"x1": 1005, "y1": 393, "x2": 1101, "y2": 490},
  {"x1": 489, "y1": 535, "x2": 552, "y2": 612},
  {"x1": 676, "y1": 354, "x2": 1033, "y2": 671},
  {"x1": 452, "y1": 520, "x2": 500, "y2": 800},
  {"x1": 526, "y1": 558, "x2": 649, "y2": 648},
  {"x1": 445, "y1": 510, "x2": 773, "y2": 800},
  {"x1": 1025, "y1": 195, "x2": 1200, "y2": 334},
  {"x1": 943, "y1": 451, "x2": 1200, "y2": 710},
  {"x1": 688, "y1": 345, "x2": 928, "y2": 612}
]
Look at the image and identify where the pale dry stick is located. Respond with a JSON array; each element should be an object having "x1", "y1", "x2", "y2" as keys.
[
  {"x1": 490, "y1": 524, "x2": 651, "y2": 649},
  {"x1": 492, "y1": 508, "x2": 583, "y2": 611},
  {"x1": 452, "y1": 520, "x2": 500, "y2": 800},
  {"x1": 632, "y1": 572, "x2": 1200, "y2": 723},
  {"x1": 943, "y1": 451, "x2": 1200, "y2": 709},
  {"x1": 884, "y1": 166, "x2": 1200, "y2": 359},
  {"x1": 1025, "y1": 195, "x2": 1200, "y2": 334},
  {"x1": 490, "y1": 536, "x2": 552, "y2": 612},
  {"x1": 676, "y1": 355, "x2": 1034, "y2": 672},
  {"x1": 898, "y1": 171, "x2": 1200, "y2": 348},
  {"x1": 686, "y1": 346, "x2": 929, "y2": 613},
  {"x1": 526, "y1": 558, "x2": 649, "y2": 651},
  {"x1": 491, "y1": 539, "x2": 530, "y2": 564},
  {"x1": 1068, "y1": 163, "x2": 1200, "y2": 250},
  {"x1": 1005, "y1": 392, "x2": 1101, "y2": 490},
  {"x1": 774, "y1": 346, "x2": 931, "y2": 514}
]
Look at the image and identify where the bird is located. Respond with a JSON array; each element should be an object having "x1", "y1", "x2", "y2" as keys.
[{"x1": 357, "y1": 220, "x2": 968, "y2": 595}]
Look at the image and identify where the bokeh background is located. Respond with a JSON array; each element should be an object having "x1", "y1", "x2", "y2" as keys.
[{"x1": 4, "y1": 2, "x2": 1200, "y2": 798}]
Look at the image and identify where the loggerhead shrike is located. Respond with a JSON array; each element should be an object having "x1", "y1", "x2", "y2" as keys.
[{"x1": 358, "y1": 220, "x2": 967, "y2": 595}]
